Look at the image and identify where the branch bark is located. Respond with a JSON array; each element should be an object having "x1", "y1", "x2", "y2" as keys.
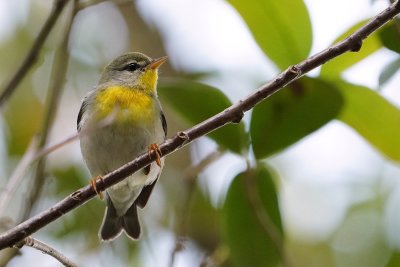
[
  {"x1": 15, "y1": 237, "x2": 77, "y2": 267},
  {"x1": 0, "y1": 0, "x2": 399, "y2": 250}
]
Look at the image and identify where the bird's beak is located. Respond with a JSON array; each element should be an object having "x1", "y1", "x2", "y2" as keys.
[{"x1": 146, "y1": 56, "x2": 168, "y2": 70}]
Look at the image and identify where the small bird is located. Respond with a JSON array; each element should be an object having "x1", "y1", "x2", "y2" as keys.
[{"x1": 77, "y1": 52, "x2": 167, "y2": 241}]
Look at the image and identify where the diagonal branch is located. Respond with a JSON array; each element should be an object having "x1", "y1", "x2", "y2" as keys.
[
  {"x1": 15, "y1": 237, "x2": 77, "y2": 267},
  {"x1": 0, "y1": 0, "x2": 70, "y2": 106},
  {"x1": 0, "y1": 0, "x2": 399, "y2": 250}
]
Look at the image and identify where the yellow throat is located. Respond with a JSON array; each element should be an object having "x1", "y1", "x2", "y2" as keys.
[{"x1": 95, "y1": 70, "x2": 158, "y2": 124}]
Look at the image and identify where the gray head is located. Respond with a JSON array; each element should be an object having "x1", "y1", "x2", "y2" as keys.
[{"x1": 98, "y1": 52, "x2": 167, "y2": 90}]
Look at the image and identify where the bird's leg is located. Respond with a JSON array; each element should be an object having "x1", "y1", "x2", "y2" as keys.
[
  {"x1": 148, "y1": 144, "x2": 162, "y2": 167},
  {"x1": 90, "y1": 175, "x2": 104, "y2": 199}
]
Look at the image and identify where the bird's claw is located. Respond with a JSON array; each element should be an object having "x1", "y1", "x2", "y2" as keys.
[
  {"x1": 148, "y1": 143, "x2": 162, "y2": 167},
  {"x1": 90, "y1": 175, "x2": 104, "y2": 199}
]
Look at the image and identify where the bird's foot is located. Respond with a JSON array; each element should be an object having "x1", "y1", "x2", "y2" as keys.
[
  {"x1": 90, "y1": 175, "x2": 104, "y2": 199},
  {"x1": 148, "y1": 143, "x2": 162, "y2": 167}
]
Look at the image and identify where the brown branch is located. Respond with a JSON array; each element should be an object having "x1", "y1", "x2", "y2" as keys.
[
  {"x1": 15, "y1": 237, "x2": 77, "y2": 267},
  {"x1": 0, "y1": 0, "x2": 398, "y2": 250},
  {"x1": 0, "y1": 0, "x2": 71, "y2": 106}
]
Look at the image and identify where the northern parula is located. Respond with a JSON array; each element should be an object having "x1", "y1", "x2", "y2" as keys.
[{"x1": 77, "y1": 52, "x2": 167, "y2": 241}]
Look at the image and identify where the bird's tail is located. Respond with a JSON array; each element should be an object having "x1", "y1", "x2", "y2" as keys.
[{"x1": 99, "y1": 195, "x2": 141, "y2": 241}]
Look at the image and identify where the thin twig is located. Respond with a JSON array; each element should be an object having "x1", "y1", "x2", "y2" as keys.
[
  {"x1": 0, "y1": 0, "x2": 70, "y2": 106},
  {"x1": 15, "y1": 237, "x2": 77, "y2": 267},
  {"x1": 33, "y1": 133, "x2": 78, "y2": 161},
  {"x1": 168, "y1": 238, "x2": 186, "y2": 267},
  {"x1": 0, "y1": 0, "x2": 399, "y2": 250}
]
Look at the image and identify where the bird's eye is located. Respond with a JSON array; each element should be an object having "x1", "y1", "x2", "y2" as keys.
[{"x1": 124, "y1": 62, "x2": 140, "y2": 72}]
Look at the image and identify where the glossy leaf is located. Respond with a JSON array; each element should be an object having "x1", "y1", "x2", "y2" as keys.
[
  {"x1": 379, "y1": 57, "x2": 400, "y2": 87},
  {"x1": 250, "y1": 77, "x2": 343, "y2": 159},
  {"x1": 379, "y1": 23, "x2": 400, "y2": 54},
  {"x1": 227, "y1": 0, "x2": 312, "y2": 70},
  {"x1": 158, "y1": 79, "x2": 247, "y2": 154},
  {"x1": 320, "y1": 20, "x2": 382, "y2": 78},
  {"x1": 338, "y1": 82, "x2": 400, "y2": 161},
  {"x1": 223, "y1": 165, "x2": 282, "y2": 267}
]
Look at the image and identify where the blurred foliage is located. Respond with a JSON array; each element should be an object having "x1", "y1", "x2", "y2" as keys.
[
  {"x1": 379, "y1": 23, "x2": 400, "y2": 54},
  {"x1": 223, "y1": 165, "x2": 282, "y2": 267},
  {"x1": 3, "y1": 85, "x2": 43, "y2": 155},
  {"x1": 377, "y1": 22, "x2": 400, "y2": 86},
  {"x1": 286, "y1": 239, "x2": 336, "y2": 267},
  {"x1": 185, "y1": 187, "x2": 222, "y2": 251},
  {"x1": 379, "y1": 57, "x2": 400, "y2": 86},
  {"x1": 51, "y1": 166, "x2": 103, "y2": 248},
  {"x1": 330, "y1": 201, "x2": 390, "y2": 267},
  {"x1": 1, "y1": 0, "x2": 400, "y2": 267},
  {"x1": 250, "y1": 77, "x2": 343, "y2": 158},
  {"x1": 337, "y1": 81, "x2": 400, "y2": 161},
  {"x1": 227, "y1": 0, "x2": 312, "y2": 70},
  {"x1": 51, "y1": 166, "x2": 86, "y2": 197},
  {"x1": 387, "y1": 252, "x2": 400, "y2": 267},
  {"x1": 159, "y1": 79, "x2": 247, "y2": 154}
]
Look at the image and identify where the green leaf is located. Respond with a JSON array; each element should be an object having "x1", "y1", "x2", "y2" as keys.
[
  {"x1": 320, "y1": 20, "x2": 382, "y2": 78},
  {"x1": 250, "y1": 77, "x2": 343, "y2": 159},
  {"x1": 379, "y1": 57, "x2": 400, "y2": 87},
  {"x1": 187, "y1": 188, "x2": 221, "y2": 251},
  {"x1": 223, "y1": 165, "x2": 282, "y2": 267},
  {"x1": 338, "y1": 82, "x2": 400, "y2": 162},
  {"x1": 158, "y1": 79, "x2": 247, "y2": 154},
  {"x1": 387, "y1": 252, "x2": 400, "y2": 267},
  {"x1": 379, "y1": 23, "x2": 400, "y2": 54},
  {"x1": 227, "y1": 0, "x2": 312, "y2": 70}
]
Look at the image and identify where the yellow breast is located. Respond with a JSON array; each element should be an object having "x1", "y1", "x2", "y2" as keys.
[{"x1": 95, "y1": 86, "x2": 155, "y2": 124}]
